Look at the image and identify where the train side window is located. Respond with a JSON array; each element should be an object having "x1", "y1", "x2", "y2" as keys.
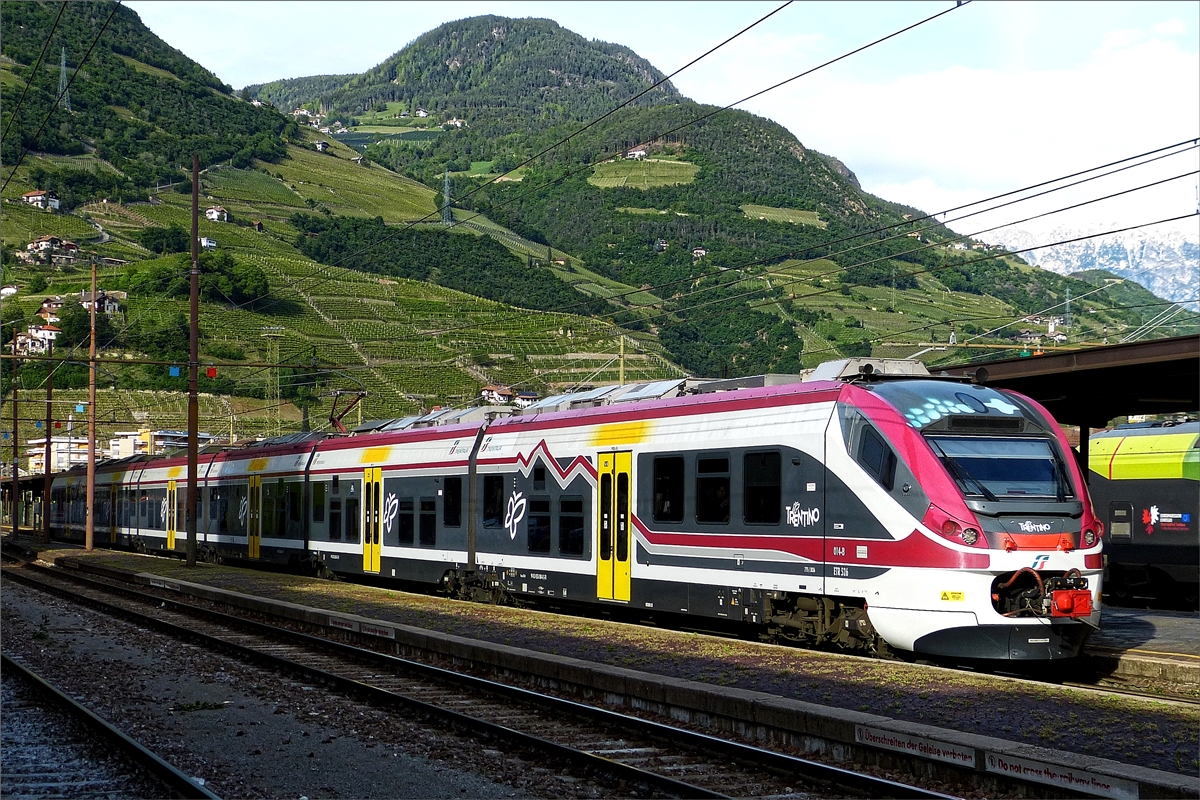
[
  {"x1": 312, "y1": 482, "x2": 326, "y2": 523},
  {"x1": 344, "y1": 497, "x2": 360, "y2": 543},
  {"x1": 482, "y1": 475, "x2": 504, "y2": 528},
  {"x1": 288, "y1": 483, "x2": 303, "y2": 536},
  {"x1": 744, "y1": 451, "x2": 781, "y2": 524},
  {"x1": 559, "y1": 497, "x2": 585, "y2": 556},
  {"x1": 533, "y1": 465, "x2": 546, "y2": 490},
  {"x1": 857, "y1": 426, "x2": 896, "y2": 492},
  {"x1": 398, "y1": 498, "x2": 414, "y2": 545},
  {"x1": 653, "y1": 457, "x2": 685, "y2": 523},
  {"x1": 332, "y1": 475, "x2": 340, "y2": 495},
  {"x1": 329, "y1": 498, "x2": 342, "y2": 540},
  {"x1": 419, "y1": 498, "x2": 437, "y2": 547},
  {"x1": 443, "y1": 476, "x2": 462, "y2": 527},
  {"x1": 528, "y1": 498, "x2": 551, "y2": 553},
  {"x1": 696, "y1": 456, "x2": 731, "y2": 524}
]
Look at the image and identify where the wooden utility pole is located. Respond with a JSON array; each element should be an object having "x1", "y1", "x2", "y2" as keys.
[
  {"x1": 186, "y1": 154, "x2": 199, "y2": 567},
  {"x1": 10, "y1": 376, "x2": 18, "y2": 535},
  {"x1": 85, "y1": 258, "x2": 97, "y2": 550},
  {"x1": 42, "y1": 339, "x2": 53, "y2": 543}
]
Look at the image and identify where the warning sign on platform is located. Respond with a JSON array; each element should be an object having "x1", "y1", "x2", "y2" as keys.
[
  {"x1": 984, "y1": 752, "x2": 1138, "y2": 800},
  {"x1": 855, "y1": 725, "x2": 976, "y2": 767}
]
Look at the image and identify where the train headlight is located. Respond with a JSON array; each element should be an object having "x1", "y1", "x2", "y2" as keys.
[
  {"x1": 941, "y1": 520, "x2": 961, "y2": 538},
  {"x1": 1082, "y1": 528, "x2": 1097, "y2": 547},
  {"x1": 962, "y1": 527, "x2": 980, "y2": 545}
]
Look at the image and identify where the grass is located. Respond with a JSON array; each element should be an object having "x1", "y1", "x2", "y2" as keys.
[
  {"x1": 265, "y1": 144, "x2": 436, "y2": 222},
  {"x1": 0, "y1": 201, "x2": 98, "y2": 248},
  {"x1": 741, "y1": 204, "x2": 826, "y2": 228},
  {"x1": 588, "y1": 159, "x2": 699, "y2": 190},
  {"x1": 114, "y1": 54, "x2": 180, "y2": 83}
]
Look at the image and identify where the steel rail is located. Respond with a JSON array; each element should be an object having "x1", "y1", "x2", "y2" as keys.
[
  {"x1": 0, "y1": 653, "x2": 222, "y2": 800},
  {"x1": 5, "y1": 560, "x2": 954, "y2": 800}
]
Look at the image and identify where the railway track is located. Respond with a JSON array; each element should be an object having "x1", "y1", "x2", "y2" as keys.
[
  {"x1": 0, "y1": 653, "x2": 220, "y2": 800},
  {"x1": 2, "y1": 557, "x2": 952, "y2": 800}
]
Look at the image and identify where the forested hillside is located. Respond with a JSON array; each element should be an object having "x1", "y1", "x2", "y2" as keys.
[
  {"x1": 0, "y1": 1, "x2": 299, "y2": 205},
  {"x1": 248, "y1": 16, "x2": 679, "y2": 127}
]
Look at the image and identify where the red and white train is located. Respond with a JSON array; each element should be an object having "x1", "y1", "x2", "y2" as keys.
[{"x1": 50, "y1": 359, "x2": 1103, "y2": 661}]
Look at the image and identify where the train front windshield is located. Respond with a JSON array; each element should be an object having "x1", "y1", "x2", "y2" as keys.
[{"x1": 925, "y1": 436, "x2": 1072, "y2": 500}]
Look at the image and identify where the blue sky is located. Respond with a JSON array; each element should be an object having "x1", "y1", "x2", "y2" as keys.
[{"x1": 128, "y1": 1, "x2": 1199, "y2": 238}]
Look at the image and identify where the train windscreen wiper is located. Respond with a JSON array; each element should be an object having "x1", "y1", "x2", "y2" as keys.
[{"x1": 929, "y1": 439, "x2": 999, "y2": 502}]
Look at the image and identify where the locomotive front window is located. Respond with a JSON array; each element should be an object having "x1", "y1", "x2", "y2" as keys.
[
  {"x1": 857, "y1": 426, "x2": 896, "y2": 491},
  {"x1": 927, "y1": 436, "x2": 1071, "y2": 500}
]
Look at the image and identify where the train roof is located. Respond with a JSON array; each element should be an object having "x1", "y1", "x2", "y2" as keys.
[{"x1": 1091, "y1": 421, "x2": 1199, "y2": 440}]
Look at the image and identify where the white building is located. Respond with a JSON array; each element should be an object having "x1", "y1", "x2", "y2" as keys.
[
  {"x1": 25, "y1": 435, "x2": 103, "y2": 474},
  {"x1": 199, "y1": 237, "x2": 217, "y2": 249},
  {"x1": 21, "y1": 189, "x2": 60, "y2": 211},
  {"x1": 205, "y1": 206, "x2": 228, "y2": 222},
  {"x1": 109, "y1": 429, "x2": 220, "y2": 459}
]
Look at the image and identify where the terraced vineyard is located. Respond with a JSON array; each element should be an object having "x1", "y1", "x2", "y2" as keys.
[
  {"x1": 588, "y1": 158, "x2": 699, "y2": 189},
  {"x1": 0, "y1": 200, "x2": 99, "y2": 248},
  {"x1": 741, "y1": 204, "x2": 827, "y2": 228}
]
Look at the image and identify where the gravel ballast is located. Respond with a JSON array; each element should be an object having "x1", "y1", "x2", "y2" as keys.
[{"x1": 25, "y1": 549, "x2": 1200, "y2": 778}]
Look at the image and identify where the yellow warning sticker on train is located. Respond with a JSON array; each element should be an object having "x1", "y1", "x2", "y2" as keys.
[{"x1": 940, "y1": 591, "x2": 965, "y2": 602}]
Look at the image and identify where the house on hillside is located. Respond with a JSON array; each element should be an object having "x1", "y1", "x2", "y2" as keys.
[
  {"x1": 21, "y1": 324, "x2": 60, "y2": 355},
  {"x1": 319, "y1": 127, "x2": 332, "y2": 134},
  {"x1": 1014, "y1": 329, "x2": 1042, "y2": 344},
  {"x1": 691, "y1": 247, "x2": 708, "y2": 259},
  {"x1": 37, "y1": 296, "x2": 67, "y2": 323},
  {"x1": 250, "y1": 221, "x2": 265, "y2": 232},
  {"x1": 251, "y1": 99, "x2": 264, "y2": 107},
  {"x1": 205, "y1": 205, "x2": 228, "y2": 222},
  {"x1": 26, "y1": 235, "x2": 62, "y2": 254},
  {"x1": 415, "y1": 109, "x2": 429, "y2": 118},
  {"x1": 199, "y1": 237, "x2": 217, "y2": 249},
  {"x1": 654, "y1": 238, "x2": 668, "y2": 252},
  {"x1": 50, "y1": 241, "x2": 79, "y2": 266},
  {"x1": 445, "y1": 118, "x2": 465, "y2": 129},
  {"x1": 351, "y1": 156, "x2": 365, "y2": 165},
  {"x1": 514, "y1": 391, "x2": 539, "y2": 409},
  {"x1": 481, "y1": 385, "x2": 515, "y2": 405},
  {"x1": 315, "y1": 140, "x2": 329, "y2": 152},
  {"x1": 625, "y1": 149, "x2": 647, "y2": 160},
  {"x1": 79, "y1": 289, "x2": 121, "y2": 315},
  {"x1": 22, "y1": 189, "x2": 60, "y2": 211}
]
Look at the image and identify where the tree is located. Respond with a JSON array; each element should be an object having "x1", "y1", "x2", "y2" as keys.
[
  {"x1": 138, "y1": 225, "x2": 190, "y2": 254},
  {"x1": 56, "y1": 300, "x2": 118, "y2": 349},
  {"x1": 1, "y1": 300, "x2": 25, "y2": 346}
]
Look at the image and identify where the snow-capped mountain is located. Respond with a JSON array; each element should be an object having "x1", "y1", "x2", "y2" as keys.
[{"x1": 983, "y1": 225, "x2": 1199, "y2": 310}]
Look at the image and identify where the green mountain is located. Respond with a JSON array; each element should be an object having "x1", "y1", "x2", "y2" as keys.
[
  {"x1": 247, "y1": 16, "x2": 681, "y2": 127},
  {"x1": 254, "y1": 15, "x2": 1191, "y2": 377}
]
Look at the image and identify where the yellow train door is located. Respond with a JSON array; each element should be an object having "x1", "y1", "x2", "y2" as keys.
[
  {"x1": 596, "y1": 452, "x2": 632, "y2": 602},
  {"x1": 166, "y1": 480, "x2": 177, "y2": 550},
  {"x1": 362, "y1": 467, "x2": 382, "y2": 573},
  {"x1": 247, "y1": 476, "x2": 261, "y2": 559}
]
